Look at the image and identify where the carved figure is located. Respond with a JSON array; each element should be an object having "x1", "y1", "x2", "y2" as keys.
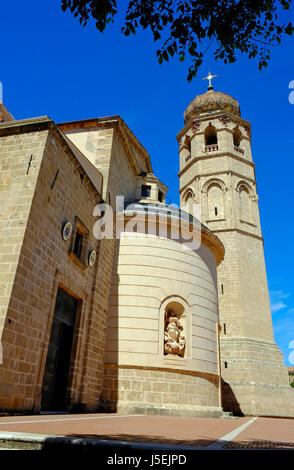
[{"x1": 164, "y1": 309, "x2": 186, "y2": 357}]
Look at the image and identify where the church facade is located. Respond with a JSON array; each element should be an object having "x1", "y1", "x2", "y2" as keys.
[{"x1": 0, "y1": 85, "x2": 293, "y2": 417}]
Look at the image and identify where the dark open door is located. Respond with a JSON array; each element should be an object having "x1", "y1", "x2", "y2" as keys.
[{"x1": 41, "y1": 288, "x2": 78, "y2": 411}]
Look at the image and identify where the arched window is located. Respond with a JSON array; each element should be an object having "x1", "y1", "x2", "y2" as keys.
[
  {"x1": 182, "y1": 135, "x2": 192, "y2": 164},
  {"x1": 183, "y1": 135, "x2": 191, "y2": 153},
  {"x1": 233, "y1": 127, "x2": 242, "y2": 147},
  {"x1": 158, "y1": 190, "x2": 164, "y2": 203},
  {"x1": 141, "y1": 184, "x2": 151, "y2": 198},
  {"x1": 205, "y1": 124, "x2": 218, "y2": 146},
  {"x1": 233, "y1": 127, "x2": 245, "y2": 154}
]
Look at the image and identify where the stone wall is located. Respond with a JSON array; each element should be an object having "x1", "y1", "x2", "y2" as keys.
[
  {"x1": 0, "y1": 122, "x2": 113, "y2": 412},
  {"x1": 105, "y1": 233, "x2": 220, "y2": 374},
  {"x1": 102, "y1": 366, "x2": 221, "y2": 417},
  {"x1": 0, "y1": 127, "x2": 49, "y2": 343},
  {"x1": 61, "y1": 117, "x2": 150, "y2": 204},
  {"x1": 217, "y1": 231, "x2": 274, "y2": 341},
  {"x1": 107, "y1": 131, "x2": 138, "y2": 204},
  {"x1": 222, "y1": 381, "x2": 294, "y2": 417},
  {"x1": 62, "y1": 125, "x2": 114, "y2": 201},
  {"x1": 101, "y1": 222, "x2": 223, "y2": 415}
]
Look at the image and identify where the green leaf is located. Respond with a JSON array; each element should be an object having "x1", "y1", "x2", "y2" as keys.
[
  {"x1": 179, "y1": 52, "x2": 185, "y2": 62},
  {"x1": 167, "y1": 45, "x2": 174, "y2": 56},
  {"x1": 163, "y1": 50, "x2": 169, "y2": 61},
  {"x1": 285, "y1": 22, "x2": 294, "y2": 35},
  {"x1": 154, "y1": 30, "x2": 161, "y2": 41},
  {"x1": 128, "y1": 23, "x2": 136, "y2": 34}
]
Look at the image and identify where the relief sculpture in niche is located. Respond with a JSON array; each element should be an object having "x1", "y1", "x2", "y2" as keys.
[{"x1": 164, "y1": 309, "x2": 186, "y2": 357}]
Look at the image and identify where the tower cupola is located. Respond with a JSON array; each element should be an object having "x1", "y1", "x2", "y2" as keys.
[{"x1": 184, "y1": 89, "x2": 241, "y2": 123}]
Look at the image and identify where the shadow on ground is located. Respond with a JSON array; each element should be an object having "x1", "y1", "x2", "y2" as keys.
[
  {"x1": 56, "y1": 434, "x2": 213, "y2": 446},
  {"x1": 225, "y1": 440, "x2": 294, "y2": 449},
  {"x1": 39, "y1": 434, "x2": 294, "y2": 450}
]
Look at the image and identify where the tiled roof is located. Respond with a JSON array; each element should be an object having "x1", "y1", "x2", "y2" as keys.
[{"x1": 184, "y1": 89, "x2": 240, "y2": 123}]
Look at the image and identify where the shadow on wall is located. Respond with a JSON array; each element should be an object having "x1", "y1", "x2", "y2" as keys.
[
  {"x1": 221, "y1": 379, "x2": 243, "y2": 416},
  {"x1": 98, "y1": 236, "x2": 121, "y2": 414},
  {"x1": 98, "y1": 227, "x2": 224, "y2": 414}
]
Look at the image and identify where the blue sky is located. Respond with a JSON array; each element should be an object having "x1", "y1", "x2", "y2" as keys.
[{"x1": 1, "y1": 1, "x2": 294, "y2": 364}]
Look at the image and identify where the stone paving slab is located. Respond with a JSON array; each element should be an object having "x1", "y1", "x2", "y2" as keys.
[
  {"x1": 0, "y1": 414, "x2": 293, "y2": 449},
  {"x1": 225, "y1": 417, "x2": 294, "y2": 449},
  {"x1": 0, "y1": 414, "x2": 249, "y2": 447}
]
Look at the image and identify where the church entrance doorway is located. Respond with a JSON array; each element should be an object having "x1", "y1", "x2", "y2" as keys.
[{"x1": 41, "y1": 287, "x2": 78, "y2": 411}]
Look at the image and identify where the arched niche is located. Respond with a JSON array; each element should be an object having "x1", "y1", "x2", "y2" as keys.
[
  {"x1": 183, "y1": 187, "x2": 194, "y2": 203},
  {"x1": 181, "y1": 187, "x2": 195, "y2": 213},
  {"x1": 180, "y1": 134, "x2": 192, "y2": 166},
  {"x1": 202, "y1": 178, "x2": 227, "y2": 221},
  {"x1": 159, "y1": 296, "x2": 191, "y2": 360},
  {"x1": 236, "y1": 181, "x2": 253, "y2": 224}
]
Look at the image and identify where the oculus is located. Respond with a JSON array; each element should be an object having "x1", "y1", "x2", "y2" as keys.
[
  {"x1": 62, "y1": 221, "x2": 72, "y2": 241},
  {"x1": 88, "y1": 250, "x2": 96, "y2": 267}
]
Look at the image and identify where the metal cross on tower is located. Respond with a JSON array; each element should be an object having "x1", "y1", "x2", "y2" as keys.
[{"x1": 202, "y1": 71, "x2": 218, "y2": 90}]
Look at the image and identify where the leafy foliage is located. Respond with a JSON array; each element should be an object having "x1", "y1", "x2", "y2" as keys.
[
  {"x1": 61, "y1": 0, "x2": 294, "y2": 81},
  {"x1": 61, "y1": 0, "x2": 117, "y2": 32}
]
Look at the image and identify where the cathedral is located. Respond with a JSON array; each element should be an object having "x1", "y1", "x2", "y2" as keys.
[{"x1": 0, "y1": 80, "x2": 293, "y2": 418}]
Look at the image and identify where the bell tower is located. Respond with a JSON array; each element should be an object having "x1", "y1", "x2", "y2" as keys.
[{"x1": 177, "y1": 77, "x2": 294, "y2": 416}]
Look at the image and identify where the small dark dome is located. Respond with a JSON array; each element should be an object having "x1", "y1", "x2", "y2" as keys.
[{"x1": 184, "y1": 89, "x2": 240, "y2": 123}]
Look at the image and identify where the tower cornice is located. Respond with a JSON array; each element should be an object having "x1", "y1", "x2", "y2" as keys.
[
  {"x1": 178, "y1": 151, "x2": 255, "y2": 178},
  {"x1": 177, "y1": 110, "x2": 251, "y2": 143},
  {"x1": 179, "y1": 170, "x2": 256, "y2": 195},
  {"x1": 211, "y1": 227, "x2": 263, "y2": 242}
]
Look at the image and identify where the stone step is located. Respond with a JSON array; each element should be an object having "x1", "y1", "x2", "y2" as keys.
[{"x1": 220, "y1": 411, "x2": 236, "y2": 419}]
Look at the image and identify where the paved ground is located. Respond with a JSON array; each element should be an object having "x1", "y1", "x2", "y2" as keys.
[
  {"x1": 225, "y1": 416, "x2": 294, "y2": 449},
  {"x1": 0, "y1": 413, "x2": 293, "y2": 449}
]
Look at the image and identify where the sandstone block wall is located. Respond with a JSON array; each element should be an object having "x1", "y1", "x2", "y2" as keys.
[
  {"x1": 0, "y1": 128, "x2": 49, "y2": 341},
  {"x1": 105, "y1": 234, "x2": 219, "y2": 374},
  {"x1": 217, "y1": 231, "x2": 274, "y2": 341},
  {"x1": 61, "y1": 117, "x2": 151, "y2": 204},
  {"x1": 101, "y1": 229, "x2": 222, "y2": 415},
  {"x1": 102, "y1": 366, "x2": 221, "y2": 417},
  {"x1": 0, "y1": 122, "x2": 113, "y2": 412},
  {"x1": 62, "y1": 125, "x2": 115, "y2": 201}
]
